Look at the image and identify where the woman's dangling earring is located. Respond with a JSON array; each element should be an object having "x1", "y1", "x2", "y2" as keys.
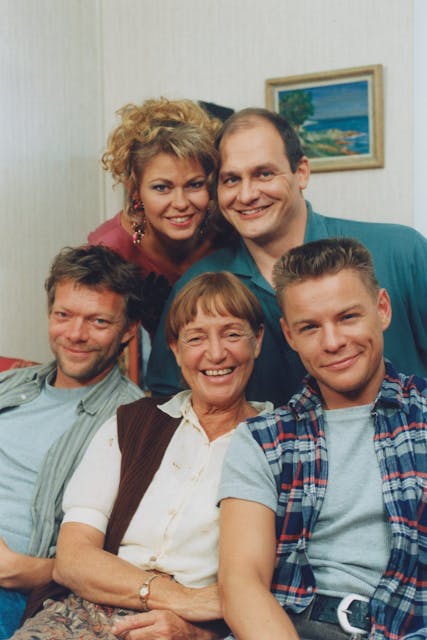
[
  {"x1": 131, "y1": 219, "x2": 145, "y2": 245},
  {"x1": 130, "y1": 196, "x2": 145, "y2": 245},
  {"x1": 131, "y1": 196, "x2": 144, "y2": 212}
]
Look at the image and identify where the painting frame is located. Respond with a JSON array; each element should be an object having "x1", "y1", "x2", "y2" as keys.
[{"x1": 265, "y1": 65, "x2": 384, "y2": 173}]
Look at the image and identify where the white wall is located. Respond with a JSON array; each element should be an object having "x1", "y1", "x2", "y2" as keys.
[
  {"x1": 0, "y1": 0, "x2": 420, "y2": 362},
  {"x1": 101, "y1": 0, "x2": 414, "y2": 226},
  {"x1": 414, "y1": 0, "x2": 427, "y2": 237},
  {"x1": 0, "y1": 0, "x2": 104, "y2": 361}
]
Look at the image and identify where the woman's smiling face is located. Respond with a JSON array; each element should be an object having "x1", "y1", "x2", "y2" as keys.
[
  {"x1": 170, "y1": 304, "x2": 263, "y2": 411},
  {"x1": 138, "y1": 152, "x2": 210, "y2": 243}
]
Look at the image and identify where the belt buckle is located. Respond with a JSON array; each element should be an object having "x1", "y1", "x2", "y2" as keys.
[{"x1": 337, "y1": 593, "x2": 369, "y2": 635}]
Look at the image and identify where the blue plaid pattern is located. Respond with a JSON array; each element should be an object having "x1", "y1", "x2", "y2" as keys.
[{"x1": 245, "y1": 361, "x2": 427, "y2": 639}]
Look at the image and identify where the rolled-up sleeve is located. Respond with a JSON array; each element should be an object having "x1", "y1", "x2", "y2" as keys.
[{"x1": 62, "y1": 414, "x2": 121, "y2": 533}]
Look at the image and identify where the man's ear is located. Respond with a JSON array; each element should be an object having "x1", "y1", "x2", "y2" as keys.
[
  {"x1": 377, "y1": 288, "x2": 392, "y2": 331},
  {"x1": 279, "y1": 316, "x2": 297, "y2": 352},
  {"x1": 296, "y1": 156, "x2": 310, "y2": 191},
  {"x1": 121, "y1": 321, "x2": 139, "y2": 347},
  {"x1": 253, "y1": 324, "x2": 264, "y2": 359}
]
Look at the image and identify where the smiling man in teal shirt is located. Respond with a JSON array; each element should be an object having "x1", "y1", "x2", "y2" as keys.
[{"x1": 147, "y1": 108, "x2": 427, "y2": 406}]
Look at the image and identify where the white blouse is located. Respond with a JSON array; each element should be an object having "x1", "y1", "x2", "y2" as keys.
[{"x1": 63, "y1": 391, "x2": 272, "y2": 588}]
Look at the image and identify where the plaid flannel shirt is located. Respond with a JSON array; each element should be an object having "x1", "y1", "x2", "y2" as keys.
[{"x1": 247, "y1": 360, "x2": 427, "y2": 639}]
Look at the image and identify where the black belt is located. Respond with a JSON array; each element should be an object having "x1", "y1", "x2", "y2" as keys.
[{"x1": 290, "y1": 593, "x2": 371, "y2": 636}]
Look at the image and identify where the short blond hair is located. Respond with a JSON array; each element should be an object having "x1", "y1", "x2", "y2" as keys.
[
  {"x1": 165, "y1": 272, "x2": 264, "y2": 343},
  {"x1": 273, "y1": 237, "x2": 380, "y2": 308}
]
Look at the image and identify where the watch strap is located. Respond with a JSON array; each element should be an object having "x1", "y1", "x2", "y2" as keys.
[{"x1": 139, "y1": 573, "x2": 160, "y2": 612}]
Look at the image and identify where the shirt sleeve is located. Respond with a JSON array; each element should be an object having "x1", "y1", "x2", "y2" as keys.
[
  {"x1": 218, "y1": 423, "x2": 278, "y2": 512},
  {"x1": 62, "y1": 414, "x2": 121, "y2": 533}
]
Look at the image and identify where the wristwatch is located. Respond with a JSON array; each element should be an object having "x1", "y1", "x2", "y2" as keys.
[{"x1": 139, "y1": 573, "x2": 160, "y2": 612}]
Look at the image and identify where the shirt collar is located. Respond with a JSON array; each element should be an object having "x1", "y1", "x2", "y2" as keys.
[
  {"x1": 159, "y1": 390, "x2": 273, "y2": 421},
  {"x1": 289, "y1": 359, "x2": 408, "y2": 417},
  {"x1": 303, "y1": 200, "x2": 325, "y2": 243},
  {"x1": 158, "y1": 389, "x2": 193, "y2": 418},
  {"x1": 225, "y1": 239, "x2": 259, "y2": 276},
  {"x1": 289, "y1": 375, "x2": 323, "y2": 416},
  {"x1": 373, "y1": 359, "x2": 413, "y2": 410},
  {"x1": 75, "y1": 365, "x2": 125, "y2": 415},
  {"x1": 226, "y1": 203, "x2": 317, "y2": 294},
  {"x1": 29, "y1": 362, "x2": 57, "y2": 387},
  {"x1": 223, "y1": 239, "x2": 274, "y2": 293}
]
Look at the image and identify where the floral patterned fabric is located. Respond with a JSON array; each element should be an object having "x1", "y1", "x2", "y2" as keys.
[{"x1": 13, "y1": 593, "x2": 137, "y2": 639}]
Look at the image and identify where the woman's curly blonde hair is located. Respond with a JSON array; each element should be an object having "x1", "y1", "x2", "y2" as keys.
[{"x1": 101, "y1": 97, "x2": 221, "y2": 202}]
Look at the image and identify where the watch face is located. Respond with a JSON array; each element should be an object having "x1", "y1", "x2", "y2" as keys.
[{"x1": 139, "y1": 585, "x2": 149, "y2": 598}]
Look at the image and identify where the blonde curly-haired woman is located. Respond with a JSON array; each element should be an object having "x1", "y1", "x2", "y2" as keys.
[{"x1": 89, "y1": 98, "x2": 226, "y2": 339}]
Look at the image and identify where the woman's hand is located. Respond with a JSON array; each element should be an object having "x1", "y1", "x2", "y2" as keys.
[
  {"x1": 111, "y1": 610, "x2": 219, "y2": 640},
  {"x1": 148, "y1": 581, "x2": 221, "y2": 621}
]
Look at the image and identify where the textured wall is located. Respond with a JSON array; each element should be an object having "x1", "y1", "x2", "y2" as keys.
[
  {"x1": 1, "y1": 0, "x2": 103, "y2": 361},
  {"x1": 414, "y1": 0, "x2": 427, "y2": 237},
  {"x1": 100, "y1": 0, "x2": 414, "y2": 227}
]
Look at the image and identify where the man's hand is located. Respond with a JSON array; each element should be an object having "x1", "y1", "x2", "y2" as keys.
[
  {"x1": 0, "y1": 537, "x2": 54, "y2": 590},
  {"x1": 111, "y1": 610, "x2": 217, "y2": 640},
  {"x1": 0, "y1": 537, "x2": 18, "y2": 586}
]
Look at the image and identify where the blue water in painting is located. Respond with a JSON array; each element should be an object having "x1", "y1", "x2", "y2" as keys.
[{"x1": 304, "y1": 115, "x2": 370, "y2": 154}]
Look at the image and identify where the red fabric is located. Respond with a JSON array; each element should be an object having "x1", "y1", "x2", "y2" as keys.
[
  {"x1": 88, "y1": 212, "x2": 180, "y2": 284},
  {"x1": 0, "y1": 356, "x2": 37, "y2": 372}
]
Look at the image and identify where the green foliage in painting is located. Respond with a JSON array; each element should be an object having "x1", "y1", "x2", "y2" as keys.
[{"x1": 279, "y1": 90, "x2": 313, "y2": 128}]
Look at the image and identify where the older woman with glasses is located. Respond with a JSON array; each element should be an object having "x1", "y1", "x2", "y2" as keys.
[{"x1": 15, "y1": 272, "x2": 272, "y2": 640}]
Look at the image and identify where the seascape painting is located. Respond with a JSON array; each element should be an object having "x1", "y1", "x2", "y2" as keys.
[{"x1": 266, "y1": 65, "x2": 384, "y2": 172}]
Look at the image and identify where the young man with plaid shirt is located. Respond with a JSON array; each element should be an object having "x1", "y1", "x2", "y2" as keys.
[{"x1": 219, "y1": 238, "x2": 427, "y2": 640}]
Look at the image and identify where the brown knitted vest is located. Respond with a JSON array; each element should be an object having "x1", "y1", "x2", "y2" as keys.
[
  {"x1": 104, "y1": 396, "x2": 180, "y2": 554},
  {"x1": 23, "y1": 396, "x2": 179, "y2": 619}
]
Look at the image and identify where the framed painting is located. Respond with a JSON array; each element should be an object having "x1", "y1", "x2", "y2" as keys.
[{"x1": 266, "y1": 65, "x2": 384, "y2": 172}]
